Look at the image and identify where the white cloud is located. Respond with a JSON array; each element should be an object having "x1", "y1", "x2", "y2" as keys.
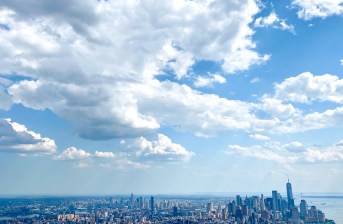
[
  {"x1": 250, "y1": 77, "x2": 260, "y2": 84},
  {"x1": 0, "y1": 0, "x2": 271, "y2": 140},
  {"x1": 0, "y1": 118, "x2": 56, "y2": 154},
  {"x1": 54, "y1": 133, "x2": 192, "y2": 167},
  {"x1": 254, "y1": 12, "x2": 295, "y2": 33},
  {"x1": 226, "y1": 143, "x2": 299, "y2": 163},
  {"x1": 292, "y1": 0, "x2": 343, "y2": 20},
  {"x1": 249, "y1": 133, "x2": 270, "y2": 141},
  {"x1": 304, "y1": 147, "x2": 343, "y2": 162},
  {"x1": 226, "y1": 140, "x2": 343, "y2": 163},
  {"x1": 74, "y1": 162, "x2": 91, "y2": 169},
  {"x1": 259, "y1": 96, "x2": 300, "y2": 119},
  {"x1": 54, "y1": 147, "x2": 91, "y2": 160},
  {"x1": 340, "y1": 59, "x2": 343, "y2": 65},
  {"x1": 94, "y1": 151, "x2": 115, "y2": 158},
  {"x1": 194, "y1": 73, "x2": 226, "y2": 88},
  {"x1": 254, "y1": 12, "x2": 279, "y2": 27},
  {"x1": 3, "y1": 1, "x2": 343, "y2": 142},
  {"x1": 100, "y1": 159, "x2": 150, "y2": 170},
  {"x1": 130, "y1": 134, "x2": 194, "y2": 162},
  {"x1": 274, "y1": 72, "x2": 343, "y2": 104}
]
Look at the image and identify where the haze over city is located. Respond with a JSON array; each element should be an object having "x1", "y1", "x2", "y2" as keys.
[{"x1": 1, "y1": 0, "x2": 343, "y2": 197}]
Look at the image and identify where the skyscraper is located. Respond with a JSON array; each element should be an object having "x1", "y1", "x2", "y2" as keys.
[
  {"x1": 260, "y1": 194, "x2": 265, "y2": 212},
  {"x1": 300, "y1": 199, "x2": 308, "y2": 219},
  {"x1": 130, "y1": 193, "x2": 134, "y2": 208},
  {"x1": 150, "y1": 196, "x2": 154, "y2": 212},
  {"x1": 173, "y1": 206, "x2": 178, "y2": 216},
  {"x1": 286, "y1": 177, "x2": 295, "y2": 209},
  {"x1": 272, "y1": 190, "x2": 279, "y2": 211},
  {"x1": 236, "y1": 195, "x2": 242, "y2": 206}
]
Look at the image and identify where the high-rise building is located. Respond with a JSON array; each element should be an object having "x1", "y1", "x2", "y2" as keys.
[
  {"x1": 150, "y1": 196, "x2": 154, "y2": 212},
  {"x1": 206, "y1": 202, "x2": 214, "y2": 213},
  {"x1": 300, "y1": 199, "x2": 308, "y2": 219},
  {"x1": 236, "y1": 195, "x2": 242, "y2": 206},
  {"x1": 217, "y1": 204, "x2": 222, "y2": 218},
  {"x1": 272, "y1": 190, "x2": 279, "y2": 211},
  {"x1": 291, "y1": 207, "x2": 299, "y2": 220},
  {"x1": 260, "y1": 194, "x2": 265, "y2": 212},
  {"x1": 286, "y1": 178, "x2": 295, "y2": 209},
  {"x1": 228, "y1": 202, "x2": 234, "y2": 214},
  {"x1": 130, "y1": 193, "x2": 134, "y2": 208},
  {"x1": 242, "y1": 205, "x2": 248, "y2": 216},
  {"x1": 173, "y1": 206, "x2": 178, "y2": 216}
]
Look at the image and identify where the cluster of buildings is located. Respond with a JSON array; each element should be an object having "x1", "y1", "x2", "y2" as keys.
[
  {"x1": 203, "y1": 180, "x2": 328, "y2": 223},
  {"x1": 0, "y1": 181, "x2": 334, "y2": 223}
]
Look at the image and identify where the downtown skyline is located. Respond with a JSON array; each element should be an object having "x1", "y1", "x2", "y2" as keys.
[{"x1": 1, "y1": 0, "x2": 343, "y2": 195}]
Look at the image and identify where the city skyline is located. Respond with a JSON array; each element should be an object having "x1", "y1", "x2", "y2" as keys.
[
  {"x1": 1, "y1": 0, "x2": 343, "y2": 195},
  {"x1": 0, "y1": 180, "x2": 336, "y2": 223}
]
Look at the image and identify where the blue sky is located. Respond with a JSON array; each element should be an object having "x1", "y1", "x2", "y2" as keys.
[{"x1": 1, "y1": 0, "x2": 343, "y2": 195}]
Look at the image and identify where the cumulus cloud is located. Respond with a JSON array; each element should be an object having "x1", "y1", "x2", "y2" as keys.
[
  {"x1": 292, "y1": 0, "x2": 343, "y2": 20},
  {"x1": 54, "y1": 133, "x2": 192, "y2": 168},
  {"x1": 274, "y1": 72, "x2": 343, "y2": 104},
  {"x1": 54, "y1": 147, "x2": 91, "y2": 160},
  {"x1": 249, "y1": 133, "x2": 270, "y2": 141},
  {"x1": 129, "y1": 133, "x2": 194, "y2": 162},
  {"x1": 0, "y1": 118, "x2": 56, "y2": 154},
  {"x1": 2, "y1": 1, "x2": 343, "y2": 142},
  {"x1": 194, "y1": 73, "x2": 226, "y2": 88},
  {"x1": 0, "y1": 0, "x2": 273, "y2": 140},
  {"x1": 226, "y1": 140, "x2": 343, "y2": 163},
  {"x1": 254, "y1": 12, "x2": 295, "y2": 33},
  {"x1": 94, "y1": 151, "x2": 115, "y2": 158}
]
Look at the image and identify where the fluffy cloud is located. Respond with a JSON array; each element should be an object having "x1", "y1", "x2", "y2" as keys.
[
  {"x1": 54, "y1": 133, "x2": 192, "y2": 168},
  {"x1": 292, "y1": 0, "x2": 343, "y2": 20},
  {"x1": 0, "y1": 118, "x2": 56, "y2": 154},
  {"x1": 0, "y1": 0, "x2": 272, "y2": 140},
  {"x1": 226, "y1": 140, "x2": 343, "y2": 163},
  {"x1": 249, "y1": 133, "x2": 270, "y2": 141},
  {"x1": 2, "y1": 1, "x2": 343, "y2": 141},
  {"x1": 94, "y1": 151, "x2": 115, "y2": 158},
  {"x1": 129, "y1": 134, "x2": 194, "y2": 162},
  {"x1": 194, "y1": 73, "x2": 226, "y2": 88},
  {"x1": 274, "y1": 72, "x2": 343, "y2": 104},
  {"x1": 254, "y1": 12, "x2": 295, "y2": 33},
  {"x1": 54, "y1": 147, "x2": 91, "y2": 160}
]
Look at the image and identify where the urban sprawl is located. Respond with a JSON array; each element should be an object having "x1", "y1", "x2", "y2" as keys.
[{"x1": 0, "y1": 180, "x2": 334, "y2": 224}]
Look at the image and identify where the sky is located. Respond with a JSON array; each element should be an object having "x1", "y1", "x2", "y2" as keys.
[{"x1": 1, "y1": 0, "x2": 343, "y2": 195}]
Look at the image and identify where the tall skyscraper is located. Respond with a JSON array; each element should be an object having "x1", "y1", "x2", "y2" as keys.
[
  {"x1": 150, "y1": 196, "x2": 154, "y2": 212},
  {"x1": 236, "y1": 195, "x2": 242, "y2": 206},
  {"x1": 259, "y1": 194, "x2": 265, "y2": 212},
  {"x1": 272, "y1": 190, "x2": 279, "y2": 211},
  {"x1": 286, "y1": 177, "x2": 295, "y2": 209},
  {"x1": 130, "y1": 193, "x2": 134, "y2": 208},
  {"x1": 300, "y1": 199, "x2": 308, "y2": 219}
]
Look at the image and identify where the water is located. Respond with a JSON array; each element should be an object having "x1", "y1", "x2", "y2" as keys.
[{"x1": 296, "y1": 194, "x2": 343, "y2": 223}]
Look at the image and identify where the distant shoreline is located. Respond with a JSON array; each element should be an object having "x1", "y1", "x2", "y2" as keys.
[{"x1": 302, "y1": 195, "x2": 343, "y2": 199}]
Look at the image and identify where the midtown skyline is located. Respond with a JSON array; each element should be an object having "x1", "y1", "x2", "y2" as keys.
[{"x1": 1, "y1": 0, "x2": 343, "y2": 195}]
